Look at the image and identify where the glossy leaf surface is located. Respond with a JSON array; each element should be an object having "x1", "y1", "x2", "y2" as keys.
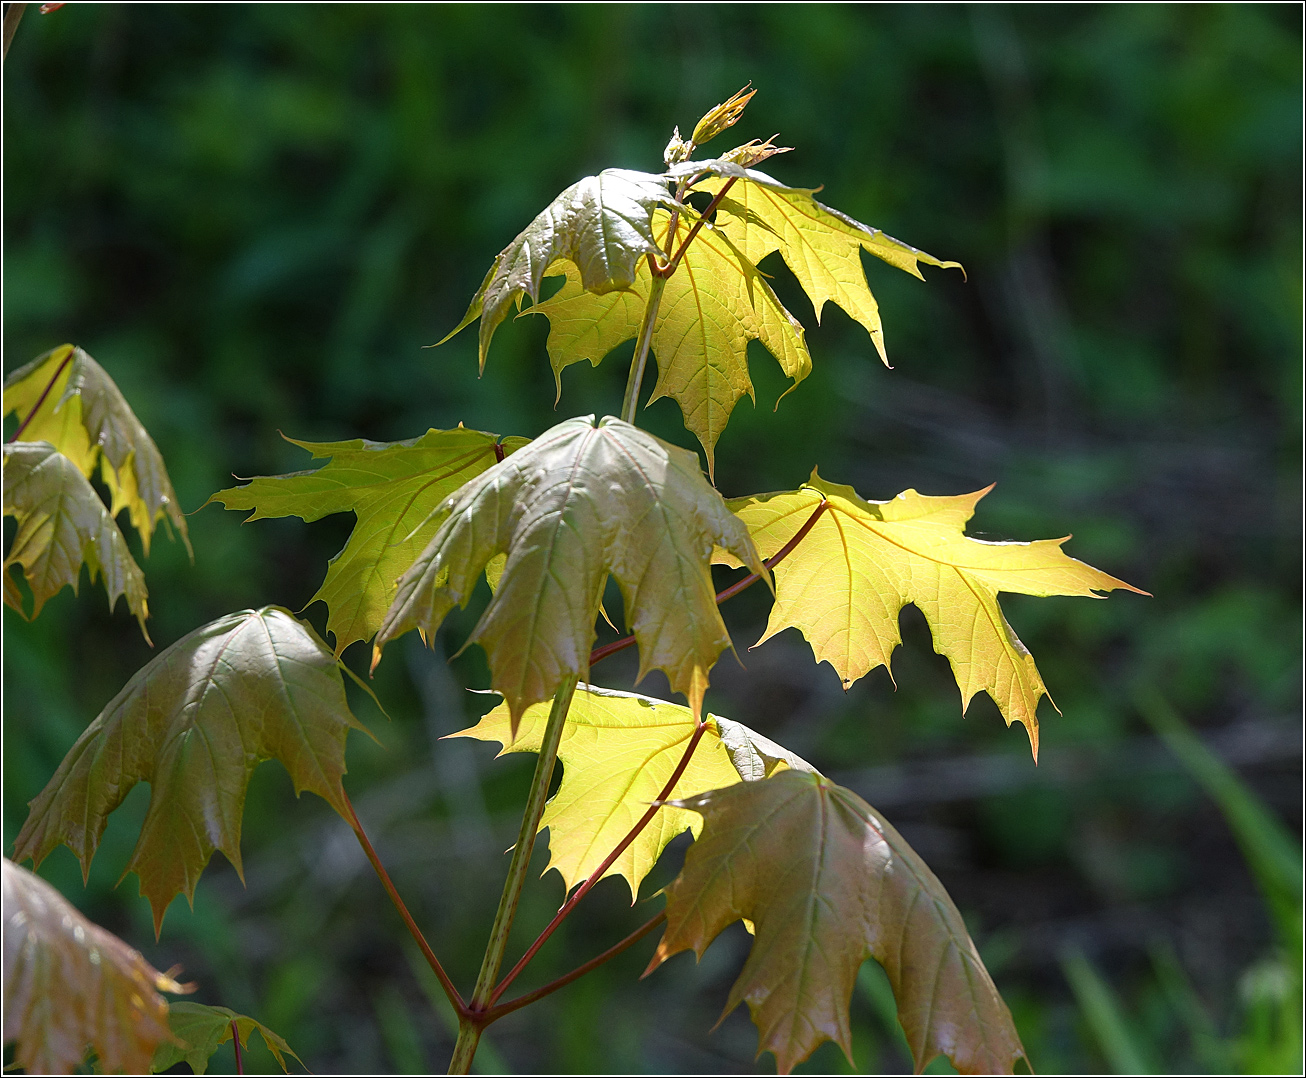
[
  {"x1": 453, "y1": 685, "x2": 814, "y2": 899},
  {"x1": 648, "y1": 771, "x2": 1027, "y2": 1074},
  {"x1": 440, "y1": 169, "x2": 672, "y2": 368},
  {"x1": 13, "y1": 608, "x2": 369, "y2": 931},
  {"x1": 208, "y1": 427, "x2": 528, "y2": 653},
  {"x1": 718, "y1": 472, "x2": 1143, "y2": 756},
  {"x1": 375, "y1": 415, "x2": 765, "y2": 726},
  {"x1": 2, "y1": 858, "x2": 187, "y2": 1075},
  {"x1": 3, "y1": 440, "x2": 150, "y2": 638},
  {"x1": 3, "y1": 345, "x2": 190, "y2": 556},
  {"x1": 152, "y1": 1002, "x2": 300, "y2": 1075}
]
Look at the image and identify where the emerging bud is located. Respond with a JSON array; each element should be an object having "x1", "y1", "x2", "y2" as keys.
[
  {"x1": 690, "y1": 84, "x2": 756, "y2": 148},
  {"x1": 721, "y1": 135, "x2": 793, "y2": 169},
  {"x1": 663, "y1": 126, "x2": 692, "y2": 167}
]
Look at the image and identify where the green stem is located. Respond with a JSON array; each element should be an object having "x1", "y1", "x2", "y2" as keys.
[
  {"x1": 448, "y1": 674, "x2": 580, "y2": 1074},
  {"x1": 620, "y1": 271, "x2": 667, "y2": 424},
  {"x1": 488, "y1": 719, "x2": 709, "y2": 1007}
]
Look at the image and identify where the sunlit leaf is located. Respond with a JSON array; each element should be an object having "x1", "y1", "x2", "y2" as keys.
[
  {"x1": 207, "y1": 427, "x2": 528, "y2": 654},
  {"x1": 3, "y1": 440, "x2": 150, "y2": 639},
  {"x1": 647, "y1": 771, "x2": 1027, "y2": 1075},
  {"x1": 453, "y1": 685, "x2": 815, "y2": 899},
  {"x1": 3, "y1": 345, "x2": 190, "y2": 557},
  {"x1": 718, "y1": 471, "x2": 1144, "y2": 757},
  {"x1": 438, "y1": 169, "x2": 673, "y2": 368},
  {"x1": 677, "y1": 162, "x2": 962, "y2": 364},
  {"x1": 529, "y1": 209, "x2": 810, "y2": 474},
  {"x1": 374, "y1": 415, "x2": 765, "y2": 727},
  {"x1": 2, "y1": 858, "x2": 188, "y2": 1075},
  {"x1": 151, "y1": 1001, "x2": 300, "y2": 1075},
  {"x1": 12, "y1": 607, "x2": 370, "y2": 932}
]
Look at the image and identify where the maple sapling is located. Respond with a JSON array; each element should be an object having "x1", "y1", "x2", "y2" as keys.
[{"x1": 5, "y1": 85, "x2": 1144, "y2": 1074}]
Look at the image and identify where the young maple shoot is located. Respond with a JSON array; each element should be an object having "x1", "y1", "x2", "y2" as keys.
[{"x1": 6, "y1": 86, "x2": 1144, "y2": 1076}]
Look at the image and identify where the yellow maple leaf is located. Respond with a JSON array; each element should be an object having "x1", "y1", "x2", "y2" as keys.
[
  {"x1": 697, "y1": 170, "x2": 962, "y2": 365},
  {"x1": 716, "y1": 471, "x2": 1146, "y2": 758},
  {"x1": 529, "y1": 209, "x2": 810, "y2": 475},
  {"x1": 452, "y1": 685, "x2": 816, "y2": 899}
]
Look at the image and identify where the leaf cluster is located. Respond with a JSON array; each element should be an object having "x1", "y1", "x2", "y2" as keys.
[{"x1": 4, "y1": 84, "x2": 1145, "y2": 1076}]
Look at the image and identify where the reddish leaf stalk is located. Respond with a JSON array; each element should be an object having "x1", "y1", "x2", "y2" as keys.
[
  {"x1": 343, "y1": 790, "x2": 467, "y2": 1016},
  {"x1": 589, "y1": 497, "x2": 828, "y2": 666},
  {"x1": 656, "y1": 176, "x2": 738, "y2": 278},
  {"x1": 482, "y1": 911, "x2": 667, "y2": 1023},
  {"x1": 231, "y1": 1021, "x2": 243, "y2": 1074},
  {"x1": 486, "y1": 719, "x2": 711, "y2": 1007},
  {"x1": 7, "y1": 348, "x2": 73, "y2": 443}
]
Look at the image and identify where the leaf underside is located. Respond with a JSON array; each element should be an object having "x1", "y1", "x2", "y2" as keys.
[
  {"x1": 717, "y1": 471, "x2": 1143, "y2": 758},
  {"x1": 439, "y1": 168, "x2": 673, "y2": 368},
  {"x1": 12, "y1": 607, "x2": 369, "y2": 932},
  {"x1": 452, "y1": 685, "x2": 816, "y2": 899},
  {"x1": 151, "y1": 1002, "x2": 301, "y2": 1075},
  {"x1": 648, "y1": 771, "x2": 1028, "y2": 1075},
  {"x1": 3, "y1": 440, "x2": 151, "y2": 639},
  {"x1": 374, "y1": 415, "x2": 766, "y2": 727},
  {"x1": 2, "y1": 858, "x2": 187, "y2": 1075},
  {"x1": 3, "y1": 345, "x2": 191, "y2": 557},
  {"x1": 207, "y1": 427, "x2": 528, "y2": 654}
]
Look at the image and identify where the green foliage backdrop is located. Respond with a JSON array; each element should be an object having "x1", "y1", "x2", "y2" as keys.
[{"x1": 4, "y1": 5, "x2": 1300, "y2": 1073}]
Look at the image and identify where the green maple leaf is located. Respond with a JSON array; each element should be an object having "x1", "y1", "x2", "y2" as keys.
[
  {"x1": 647, "y1": 771, "x2": 1028, "y2": 1075},
  {"x1": 718, "y1": 471, "x2": 1144, "y2": 757},
  {"x1": 151, "y1": 1002, "x2": 301, "y2": 1075},
  {"x1": 374, "y1": 415, "x2": 766, "y2": 727},
  {"x1": 207, "y1": 427, "x2": 527, "y2": 654},
  {"x1": 529, "y1": 208, "x2": 810, "y2": 474},
  {"x1": 12, "y1": 607, "x2": 370, "y2": 931},
  {"x1": 2, "y1": 858, "x2": 189, "y2": 1075},
  {"x1": 452, "y1": 685, "x2": 815, "y2": 899},
  {"x1": 439, "y1": 169, "x2": 674, "y2": 368},
  {"x1": 680, "y1": 161, "x2": 963, "y2": 364},
  {"x1": 3, "y1": 345, "x2": 191, "y2": 557},
  {"x1": 4, "y1": 441, "x2": 150, "y2": 639}
]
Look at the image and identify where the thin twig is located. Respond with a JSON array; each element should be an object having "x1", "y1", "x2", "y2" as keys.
[
  {"x1": 8, "y1": 348, "x2": 73, "y2": 443},
  {"x1": 589, "y1": 497, "x2": 828, "y2": 667},
  {"x1": 487, "y1": 719, "x2": 710, "y2": 1006},
  {"x1": 343, "y1": 790, "x2": 467, "y2": 1016},
  {"x1": 482, "y1": 912, "x2": 667, "y2": 1023}
]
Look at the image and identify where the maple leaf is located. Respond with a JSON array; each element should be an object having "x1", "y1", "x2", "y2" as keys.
[
  {"x1": 208, "y1": 427, "x2": 528, "y2": 654},
  {"x1": 3, "y1": 345, "x2": 190, "y2": 557},
  {"x1": 718, "y1": 471, "x2": 1144, "y2": 758},
  {"x1": 3, "y1": 441, "x2": 150, "y2": 639},
  {"x1": 12, "y1": 607, "x2": 370, "y2": 932},
  {"x1": 152, "y1": 1002, "x2": 300, "y2": 1075},
  {"x1": 647, "y1": 771, "x2": 1027, "y2": 1075},
  {"x1": 374, "y1": 415, "x2": 766, "y2": 727},
  {"x1": 2, "y1": 858, "x2": 189, "y2": 1075},
  {"x1": 439, "y1": 169, "x2": 674, "y2": 368},
  {"x1": 676, "y1": 162, "x2": 962, "y2": 365},
  {"x1": 452, "y1": 685, "x2": 815, "y2": 899},
  {"x1": 529, "y1": 208, "x2": 810, "y2": 473}
]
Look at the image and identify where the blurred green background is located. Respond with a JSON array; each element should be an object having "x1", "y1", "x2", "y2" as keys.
[{"x1": 3, "y1": 4, "x2": 1300, "y2": 1074}]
